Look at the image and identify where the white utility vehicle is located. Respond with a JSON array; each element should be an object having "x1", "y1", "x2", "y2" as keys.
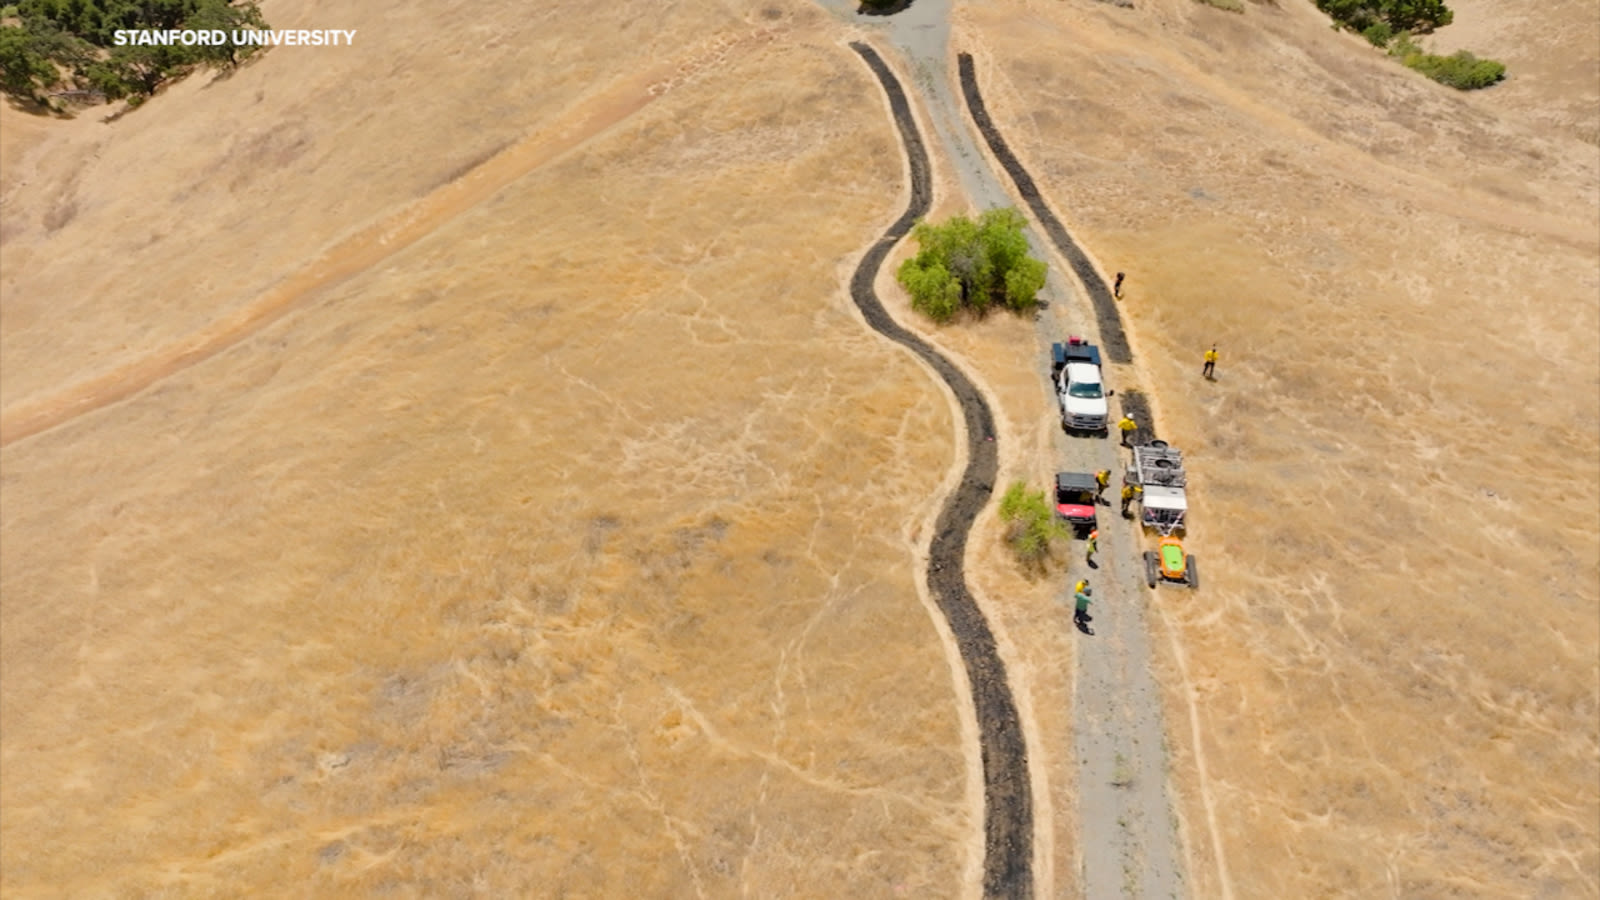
[{"x1": 1051, "y1": 337, "x2": 1109, "y2": 435}]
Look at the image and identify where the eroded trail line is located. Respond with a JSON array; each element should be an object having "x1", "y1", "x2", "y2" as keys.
[
  {"x1": 955, "y1": 54, "x2": 1131, "y2": 366},
  {"x1": 847, "y1": 42, "x2": 1033, "y2": 899},
  {"x1": 0, "y1": 27, "x2": 782, "y2": 448}
]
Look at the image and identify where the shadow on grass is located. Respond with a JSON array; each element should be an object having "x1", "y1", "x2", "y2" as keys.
[{"x1": 3, "y1": 92, "x2": 79, "y2": 119}]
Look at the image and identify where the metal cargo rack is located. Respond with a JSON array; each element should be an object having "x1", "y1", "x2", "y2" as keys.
[{"x1": 1129, "y1": 442, "x2": 1186, "y2": 489}]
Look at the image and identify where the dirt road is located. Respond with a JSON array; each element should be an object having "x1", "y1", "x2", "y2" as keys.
[
  {"x1": 959, "y1": 54, "x2": 1191, "y2": 900},
  {"x1": 822, "y1": 2, "x2": 1190, "y2": 897}
]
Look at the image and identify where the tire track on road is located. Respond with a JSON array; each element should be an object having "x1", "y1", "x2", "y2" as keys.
[{"x1": 847, "y1": 42, "x2": 1033, "y2": 899}]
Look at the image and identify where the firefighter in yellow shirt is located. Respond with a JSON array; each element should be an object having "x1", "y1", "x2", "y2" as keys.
[
  {"x1": 1120, "y1": 482, "x2": 1141, "y2": 517},
  {"x1": 1117, "y1": 414, "x2": 1137, "y2": 447},
  {"x1": 1203, "y1": 345, "x2": 1218, "y2": 379},
  {"x1": 1095, "y1": 469, "x2": 1111, "y2": 502}
]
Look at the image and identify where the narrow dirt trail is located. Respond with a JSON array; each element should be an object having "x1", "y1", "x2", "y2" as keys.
[
  {"x1": 846, "y1": 42, "x2": 1034, "y2": 899},
  {"x1": 0, "y1": 25, "x2": 782, "y2": 449}
]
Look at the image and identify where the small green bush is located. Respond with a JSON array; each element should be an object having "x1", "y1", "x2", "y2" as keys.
[
  {"x1": 1197, "y1": 0, "x2": 1245, "y2": 10},
  {"x1": 1407, "y1": 49, "x2": 1505, "y2": 89},
  {"x1": 998, "y1": 482, "x2": 1070, "y2": 565},
  {"x1": 1389, "y1": 34, "x2": 1505, "y2": 89},
  {"x1": 1361, "y1": 21, "x2": 1393, "y2": 47}
]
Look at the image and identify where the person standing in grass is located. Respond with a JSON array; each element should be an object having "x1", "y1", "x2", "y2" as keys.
[{"x1": 1203, "y1": 344, "x2": 1218, "y2": 379}]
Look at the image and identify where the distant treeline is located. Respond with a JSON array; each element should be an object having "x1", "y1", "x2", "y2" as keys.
[
  {"x1": 0, "y1": 0, "x2": 267, "y2": 108},
  {"x1": 1314, "y1": 0, "x2": 1505, "y2": 90}
]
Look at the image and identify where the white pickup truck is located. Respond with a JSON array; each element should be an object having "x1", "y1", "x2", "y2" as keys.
[{"x1": 1052, "y1": 337, "x2": 1109, "y2": 434}]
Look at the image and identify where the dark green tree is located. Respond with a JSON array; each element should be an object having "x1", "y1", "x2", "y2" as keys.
[
  {"x1": 83, "y1": 41, "x2": 193, "y2": 100},
  {"x1": 0, "y1": 24, "x2": 60, "y2": 97},
  {"x1": 1315, "y1": 0, "x2": 1453, "y2": 33},
  {"x1": 1380, "y1": 0, "x2": 1452, "y2": 33},
  {"x1": 185, "y1": 0, "x2": 264, "y2": 65}
]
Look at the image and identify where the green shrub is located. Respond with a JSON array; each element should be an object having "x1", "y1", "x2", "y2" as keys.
[
  {"x1": 1361, "y1": 21, "x2": 1393, "y2": 46},
  {"x1": 1197, "y1": 0, "x2": 1245, "y2": 11},
  {"x1": 998, "y1": 482, "x2": 1070, "y2": 565},
  {"x1": 897, "y1": 207, "x2": 1049, "y2": 323},
  {"x1": 1388, "y1": 34, "x2": 1505, "y2": 89},
  {"x1": 1406, "y1": 49, "x2": 1505, "y2": 89}
]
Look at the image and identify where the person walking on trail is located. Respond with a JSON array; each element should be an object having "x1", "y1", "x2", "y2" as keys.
[
  {"x1": 1203, "y1": 344, "x2": 1219, "y2": 379},
  {"x1": 1113, "y1": 272, "x2": 1126, "y2": 298},
  {"x1": 1085, "y1": 529, "x2": 1099, "y2": 565},
  {"x1": 1095, "y1": 469, "x2": 1111, "y2": 502},
  {"x1": 1118, "y1": 414, "x2": 1137, "y2": 447},
  {"x1": 1074, "y1": 584, "x2": 1094, "y2": 633},
  {"x1": 1120, "y1": 482, "x2": 1141, "y2": 517}
]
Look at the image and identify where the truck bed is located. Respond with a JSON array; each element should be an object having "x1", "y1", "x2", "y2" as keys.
[{"x1": 1051, "y1": 340, "x2": 1102, "y2": 374}]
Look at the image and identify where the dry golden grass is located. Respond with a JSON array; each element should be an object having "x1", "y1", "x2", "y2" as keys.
[
  {"x1": 962, "y1": 0, "x2": 1599, "y2": 895},
  {"x1": 0, "y1": 2, "x2": 987, "y2": 894},
  {"x1": 5, "y1": 0, "x2": 1596, "y2": 894}
]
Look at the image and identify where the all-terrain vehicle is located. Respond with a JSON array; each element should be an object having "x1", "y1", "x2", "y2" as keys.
[
  {"x1": 1053, "y1": 472, "x2": 1099, "y2": 537},
  {"x1": 1144, "y1": 536, "x2": 1199, "y2": 589}
]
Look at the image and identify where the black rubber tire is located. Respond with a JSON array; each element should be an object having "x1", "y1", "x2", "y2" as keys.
[
  {"x1": 1187, "y1": 555, "x2": 1200, "y2": 590},
  {"x1": 1144, "y1": 552, "x2": 1158, "y2": 589},
  {"x1": 1149, "y1": 440, "x2": 1169, "y2": 449}
]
